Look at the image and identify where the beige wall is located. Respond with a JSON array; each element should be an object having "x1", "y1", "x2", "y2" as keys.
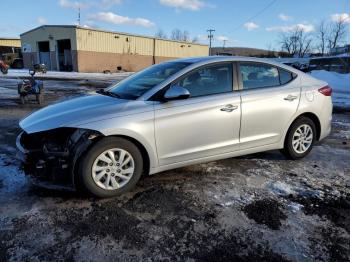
[
  {"x1": 154, "y1": 39, "x2": 208, "y2": 58},
  {"x1": 76, "y1": 28, "x2": 154, "y2": 56},
  {"x1": 76, "y1": 28, "x2": 208, "y2": 58},
  {"x1": 0, "y1": 39, "x2": 21, "y2": 48},
  {"x1": 76, "y1": 51, "x2": 188, "y2": 73},
  {"x1": 77, "y1": 50, "x2": 152, "y2": 72}
]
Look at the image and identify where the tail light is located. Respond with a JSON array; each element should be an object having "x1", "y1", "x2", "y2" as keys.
[{"x1": 318, "y1": 85, "x2": 332, "y2": 96}]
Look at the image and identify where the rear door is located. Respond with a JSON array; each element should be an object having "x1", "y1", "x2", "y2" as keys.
[
  {"x1": 238, "y1": 62, "x2": 300, "y2": 149},
  {"x1": 154, "y1": 62, "x2": 241, "y2": 166}
]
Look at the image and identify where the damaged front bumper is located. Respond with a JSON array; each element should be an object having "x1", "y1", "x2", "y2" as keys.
[{"x1": 16, "y1": 128, "x2": 102, "y2": 188}]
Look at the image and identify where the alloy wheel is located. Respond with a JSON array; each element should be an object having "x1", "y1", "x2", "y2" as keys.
[
  {"x1": 292, "y1": 124, "x2": 313, "y2": 154},
  {"x1": 91, "y1": 148, "x2": 135, "y2": 190}
]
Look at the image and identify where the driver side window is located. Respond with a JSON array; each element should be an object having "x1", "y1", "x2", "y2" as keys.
[{"x1": 174, "y1": 63, "x2": 233, "y2": 98}]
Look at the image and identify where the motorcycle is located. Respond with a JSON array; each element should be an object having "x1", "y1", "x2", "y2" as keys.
[
  {"x1": 33, "y1": 63, "x2": 47, "y2": 74},
  {"x1": 18, "y1": 70, "x2": 44, "y2": 104},
  {"x1": 0, "y1": 60, "x2": 9, "y2": 74}
]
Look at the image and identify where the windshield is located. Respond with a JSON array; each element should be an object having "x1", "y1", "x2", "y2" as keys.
[{"x1": 106, "y1": 61, "x2": 192, "y2": 99}]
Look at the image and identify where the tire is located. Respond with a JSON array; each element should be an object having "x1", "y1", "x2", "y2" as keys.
[
  {"x1": 77, "y1": 137, "x2": 144, "y2": 198},
  {"x1": 281, "y1": 117, "x2": 316, "y2": 160}
]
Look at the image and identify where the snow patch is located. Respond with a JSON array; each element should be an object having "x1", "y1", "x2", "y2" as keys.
[
  {"x1": 268, "y1": 181, "x2": 295, "y2": 196},
  {"x1": 268, "y1": 181, "x2": 323, "y2": 199},
  {"x1": 311, "y1": 70, "x2": 350, "y2": 108},
  {"x1": 311, "y1": 70, "x2": 350, "y2": 93}
]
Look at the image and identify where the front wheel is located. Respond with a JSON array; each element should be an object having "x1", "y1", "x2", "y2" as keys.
[
  {"x1": 281, "y1": 117, "x2": 316, "y2": 160},
  {"x1": 77, "y1": 137, "x2": 143, "y2": 198}
]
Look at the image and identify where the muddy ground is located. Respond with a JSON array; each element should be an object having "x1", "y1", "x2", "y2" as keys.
[{"x1": 0, "y1": 75, "x2": 349, "y2": 261}]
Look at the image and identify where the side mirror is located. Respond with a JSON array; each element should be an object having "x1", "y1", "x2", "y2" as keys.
[{"x1": 163, "y1": 85, "x2": 190, "y2": 101}]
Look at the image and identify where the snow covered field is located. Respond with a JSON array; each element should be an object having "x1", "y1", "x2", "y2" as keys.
[{"x1": 2, "y1": 69, "x2": 133, "y2": 81}]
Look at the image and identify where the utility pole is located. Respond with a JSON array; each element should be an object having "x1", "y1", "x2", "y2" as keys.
[
  {"x1": 78, "y1": 6, "x2": 81, "y2": 26},
  {"x1": 222, "y1": 39, "x2": 227, "y2": 52},
  {"x1": 207, "y1": 29, "x2": 215, "y2": 56}
]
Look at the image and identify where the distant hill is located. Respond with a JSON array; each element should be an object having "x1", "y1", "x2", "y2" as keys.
[{"x1": 211, "y1": 47, "x2": 289, "y2": 58}]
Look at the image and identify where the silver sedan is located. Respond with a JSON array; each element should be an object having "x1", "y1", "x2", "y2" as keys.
[{"x1": 17, "y1": 56, "x2": 333, "y2": 197}]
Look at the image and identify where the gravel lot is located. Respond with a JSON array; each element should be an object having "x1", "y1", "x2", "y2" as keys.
[{"x1": 0, "y1": 73, "x2": 349, "y2": 261}]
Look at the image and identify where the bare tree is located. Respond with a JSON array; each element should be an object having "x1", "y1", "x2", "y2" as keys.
[
  {"x1": 327, "y1": 18, "x2": 348, "y2": 50},
  {"x1": 280, "y1": 28, "x2": 312, "y2": 57},
  {"x1": 315, "y1": 20, "x2": 328, "y2": 55},
  {"x1": 171, "y1": 28, "x2": 183, "y2": 41},
  {"x1": 155, "y1": 29, "x2": 167, "y2": 39},
  {"x1": 182, "y1": 30, "x2": 190, "y2": 42},
  {"x1": 170, "y1": 29, "x2": 194, "y2": 42}
]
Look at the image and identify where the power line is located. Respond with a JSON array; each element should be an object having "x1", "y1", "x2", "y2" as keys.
[
  {"x1": 231, "y1": 0, "x2": 277, "y2": 32},
  {"x1": 207, "y1": 29, "x2": 215, "y2": 55}
]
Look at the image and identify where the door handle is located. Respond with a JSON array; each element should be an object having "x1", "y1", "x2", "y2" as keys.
[
  {"x1": 220, "y1": 104, "x2": 238, "y2": 112},
  {"x1": 284, "y1": 95, "x2": 298, "y2": 101}
]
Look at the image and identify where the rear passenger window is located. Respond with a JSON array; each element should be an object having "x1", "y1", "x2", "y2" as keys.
[
  {"x1": 240, "y1": 63, "x2": 296, "y2": 90},
  {"x1": 279, "y1": 68, "x2": 295, "y2": 85},
  {"x1": 240, "y1": 63, "x2": 280, "y2": 89}
]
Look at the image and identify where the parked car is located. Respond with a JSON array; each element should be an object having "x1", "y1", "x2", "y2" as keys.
[{"x1": 16, "y1": 56, "x2": 333, "y2": 197}]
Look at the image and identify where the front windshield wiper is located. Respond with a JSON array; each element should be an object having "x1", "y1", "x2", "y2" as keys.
[{"x1": 97, "y1": 89, "x2": 121, "y2": 98}]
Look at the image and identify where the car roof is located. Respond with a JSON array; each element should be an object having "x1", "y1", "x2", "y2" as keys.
[
  {"x1": 172, "y1": 56, "x2": 272, "y2": 63},
  {"x1": 171, "y1": 56, "x2": 301, "y2": 73}
]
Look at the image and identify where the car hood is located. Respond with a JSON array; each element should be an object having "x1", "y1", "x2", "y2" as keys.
[{"x1": 20, "y1": 93, "x2": 152, "y2": 134}]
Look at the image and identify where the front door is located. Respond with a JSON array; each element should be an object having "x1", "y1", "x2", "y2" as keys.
[
  {"x1": 154, "y1": 62, "x2": 241, "y2": 166},
  {"x1": 238, "y1": 62, "x2": 301, "y2": 149}
]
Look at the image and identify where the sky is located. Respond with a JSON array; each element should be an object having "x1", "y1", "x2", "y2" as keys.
[{"x1": 1, "y1": 0, "x2": 350, "y2": 50}]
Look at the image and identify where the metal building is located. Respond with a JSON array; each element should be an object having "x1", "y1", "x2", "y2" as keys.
[
  {"x1": 20, "y1": 25, "x2": 209, "y2": 72},
  {"x1": 0, "y1": 37, "x2": 21, "y2": 56}
]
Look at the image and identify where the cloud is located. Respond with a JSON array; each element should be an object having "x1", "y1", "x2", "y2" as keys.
[
  {"x1": 243, "y1": 22, "x2": 259, "y2": 31},
  {"x1": 59, "y1": 0, "x2": 90, "y2": 9},
  {"x1": 37, "y1": 17, "x2": 47, "y2": 25},
  {"x1": 88, "y1": 12, "x2": 155, "y2": 28},
  {"x1": 278, "y1": 13, "x2": 292, "y2": 21},
  {"x1": 100, "y1": 0, "x2": 122, "y2": 8},
  {"x1": 330, "y1": 13, "x2": 350, "y2": 24},
  {"x1": 159, "y1": 0, "x2": 207, "y2": 11},
  {"x1": 266, "y1": 23, "x2": 315, "y2": 33},
  {"x1": 216, "y1": 35, "x2": 228, "y2": 42}
]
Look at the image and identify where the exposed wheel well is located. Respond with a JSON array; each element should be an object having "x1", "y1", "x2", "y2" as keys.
[{"x1": 287, "y1": 113, "x2": 321, "y2": 142}]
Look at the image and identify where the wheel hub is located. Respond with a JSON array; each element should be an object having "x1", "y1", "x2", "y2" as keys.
[
  {"x1": 292, "y1": 124, "x2": 313, "y2": 154},
  {"x1": 91, "y1": 148, "x2": 135, "y2": 190}
]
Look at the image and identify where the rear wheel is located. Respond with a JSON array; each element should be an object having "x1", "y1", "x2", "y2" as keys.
[
  {"x1": 281, "y1": 117, "x2": 316, "y2": 160},
  {"x1": 78, "y1": 137, "x2": 143, "y2": 198}
]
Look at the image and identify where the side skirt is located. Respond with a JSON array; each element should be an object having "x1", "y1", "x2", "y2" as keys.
[{"x1": 149, "y1": 143, "x2": 281, "y2": 175}]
